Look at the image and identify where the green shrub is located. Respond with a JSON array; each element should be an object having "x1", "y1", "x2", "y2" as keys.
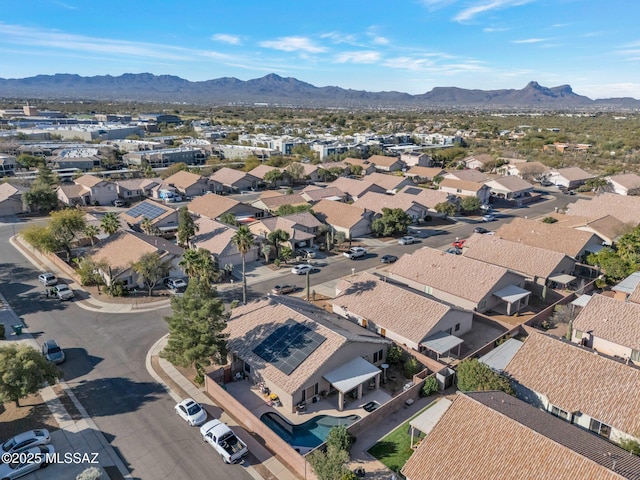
[
  {"x1": 421, "y1": 376, "x2": 439, "y2": 397},
  {"x1": 403, "y1": 356, "x2": 421, "y2": 378},
  {"x1": 386, "y1": 344, "x2": 403, "y2": 365},
  {"x1": 76, "y1": 467, "x2": 103, "y2": 480},
  {"x1": 618, "y1": 438, "x2": 640, "y2": 456},
  {"x1": 541, "y1": 216, "x2": 558, "y2": 224}
]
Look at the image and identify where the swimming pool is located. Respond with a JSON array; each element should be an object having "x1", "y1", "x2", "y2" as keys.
[{"x1": 260, "y1": 412, "x2": 361, "y2": 449}]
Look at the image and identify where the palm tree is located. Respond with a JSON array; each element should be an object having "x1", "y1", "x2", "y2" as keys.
[
  {"x1": 100, "y1": 212, "x2": 120, "y2": 235},
  {"x1": 232, "y1": 225, "x2": 255, "y2": 305},
  {"x1": 84, "y1": 225, "x2": 100, "y2": 246},
  {"x1": 179, "y1": 248, "x2": 218, "y2": 284},
  {"x1": 267, "y1": 229, "x2": 290, "y2": 260},
  {"x1": 140, "y1": 217, "x2": 159, "y2": 236}
]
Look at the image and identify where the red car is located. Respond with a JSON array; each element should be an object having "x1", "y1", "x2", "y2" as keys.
[{"x1": 452, "y1": 239, "x2": 466, "y2": 249}]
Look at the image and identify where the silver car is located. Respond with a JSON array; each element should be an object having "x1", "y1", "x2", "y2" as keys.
[
  {"x1": 0, "y1": 445, "x2": 54, "y2": 478},
  {"x1": 42, "y1": 339, "x2": 65, "y2": 364},
  {"x1": 1, "y1": 429, "x2": 51, "y2": 456},
  {"x1": 38, "y1": 273, "x2": 57, "y2": 286}
]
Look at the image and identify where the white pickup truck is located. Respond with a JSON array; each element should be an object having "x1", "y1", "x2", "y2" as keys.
[
  {"x1": 200, "y1": 420, "x2": 248, "y2": 464},
  {"x1": 343, "y1": 247, "x2": 367, "y2": 259}
]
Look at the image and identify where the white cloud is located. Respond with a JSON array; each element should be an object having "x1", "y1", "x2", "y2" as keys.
[
  {"x1": 418, "y1": 0, "x2": 457, "y2": 10},
  {"x1": 335, "y1": 51, "x2": 381, "y2": 64},
  {"x1": 259, "y1": 36, "x2": 326, "y2": 53},
  {"x1": 211, "y1": 34, "x2": 242, "y2": 45},
  {"x1": 320, "y1": 32, "x2": 359, "y2": 45},
  {"x1": 372, "y1": 35, "x2": 390, "y2": 45},
  {"x1": 484, "y1": 27, "x2": 510, "y2": 32},
  {"x1": 454, "y1": 0, "x2": 534, "y2": 22},
  {"x1": 512, "y1": 38, "x2": 549, "y2": 44},
  {"x1": 383, "y1": 56, "x2": 435, "y2": 71}
]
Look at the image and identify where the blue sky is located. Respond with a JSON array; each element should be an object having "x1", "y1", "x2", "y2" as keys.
[{"x1": 1, "y1": 0, "x2": 639, "y2": 99}]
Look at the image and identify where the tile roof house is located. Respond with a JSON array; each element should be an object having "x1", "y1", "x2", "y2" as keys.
[
  {"x1": 461, "y1": 153, "x2": 495, "y2": 170},
  {"x1": 571, "y1": 293, "x2": 640, "y2": 365},
  {"x1": 628, "y1": 283, "x2": 640, "y2": 305},
  {"x1": 312, "y1": 199, "x2": 373, "y2": 239},
  {"x1": 326, "y1": 177, "x2": 385, "y2": 201},
  {"x1": 249, "y1": 212, "x2": 322, "y2": 250},
  {"x1": 163, "y1": 170, "x2": 210, "y2": 198},
  {"x1": 547, "y1": 167, "x2": 595, "y2": 189},
  {"x1": 342, "y1": 157, "x2": 376, "y2": 176},
  {"x1": 248, "y1": 164, "x2": 284, "y2": 181},
  {"x1": 541, "y1": 213, "x2": 628, "y2": 246},
  {"x1": 566, "y1": 193, "x2": 640, "y2": 225},
  {"x1": 352, "y1": 191, "x2": 429, "y2": 221},
  {"x1": 224, "y1": 295, "x2": 390, "y2": 413},
  {"x1": 209, "y1": 167, "x2": 260, "y2": 194},
  {"x1": 399, "y1": 151, "x2": 433, "y2": 167},
  {"x1": 333, "y1": 272, "x2": 473, "y2": 356},
  {"x1": 57, "y1": 174, "x2": 118, "y2": 206},
  {"x1": 485, "y1": 176, "x2": 535, "y2": 201},
  {"x1": 495, "y1": 217, "x2": 604, "y2": 260},
  {"x1": 188, "y1": 193, "x2": 264, "y2": 222},
  {"x1": 438, "y1": 178, "x2": 491, "y2": 205},
  {"x1": 402, "y1": 391, "x2": 640, "y2": 480},
  {"x1": 398, "y1": 186, "x2": 455, "y2": 213},
  {"x1": 463, "y1": 233, "x2": 576, "y2": 286},
  {"x1": 115, "y1": 177, "x2": 161, "y2": 201},
  {"x1": 364, "y1": 172, "x2": 414, "y2": 193},
  {"x1": 0, "y1": 182, "x2": 28, "y2": 216},
  {"x1": 386, "y1": 247, "x2": 530, "y2": 315},
  {"x1": 251, "y1": 192, "x2": 309, "y2": 214},
  {"x1": 503, "y1": 332, "x2": 640, "y2": 445},
  {"x1": 119, "y1": 199, "x2": 179, "y2": 236},
  {"x1": 444, "y1": 169, "x2": 490, "y2": 183},
  {"x1": 190, "y1": 217, "x2": 259, "y2": 268},
  {"x1": 503, "y1": 160, "x2": 550, "y2": 181},
  {"x1": 300, "y1": 185, "x2": 347, "y2": 203},
  {"x1": 607, "y1": 173, "x2": 640, "y2": 196},
  {"x1": 404, "y1": 166, "x2": 447, "y2": 182},
  {"x1": 86, "y1": 230, "x2": 184, "y2": 288},
  {"x1": 366, "y1": 154, "x2": 404, "y2": 172},
  {"x1": 611, "y1": 271, "x2": 640, "y2": 302}
]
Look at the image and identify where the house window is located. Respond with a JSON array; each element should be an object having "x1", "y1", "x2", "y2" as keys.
[
  {"x1": 454, "y1": 323, "x2": 460, "y2": 332},
  {"x1": 589, "y1": 419, "x2": 611, "y2": 439},
  {"x1": 632, "y1": 349, "x2": 640, "y2": 362},
  {"x1": 373, "y1": 349, "x2": 384, "y2": 363},
  {"x1": 575, "y1": 330, "x2": 583, "y2": 339},
  {"x1": 456, "y1": 189, "x2": 462, "y2": 193},
  {"x1": 550, "y1": 405, "x2": 570, "y2": 421},
  {"x1": 244, "y1": 363, "x2": 251, "y2": 374}
]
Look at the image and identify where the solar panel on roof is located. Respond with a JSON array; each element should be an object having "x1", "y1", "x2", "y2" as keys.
[
  {"x1": 252, "y1": 319, "x2": 326, "y2": 375},
  {"x1": 126, "y1": 202, "x2": 166, "y2": 220}
]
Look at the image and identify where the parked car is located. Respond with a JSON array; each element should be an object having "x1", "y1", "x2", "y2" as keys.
[
  {"x1": 563, "y1": 189, "x2": 576, "y2": 195},
  {"x1": 165, "y1": 278, "x2": 187, "y2": 291},
  {"x1": 540, "y1": 179, "x2": 553, "y2": 187},
  {"x1": 175, "y1": 398, "x2": 208, "y2": 426},
  {"x1": 380, "y1": 254, "x2": 398, "y2": 264},
  {"x1": 291, "y1": 264, "x2": 314, "y2": 275},
  {"x1": 445, "y1": 247, "x2": 462, "y2": 255},
  {"x1": 0, "y1": 445, "x2": 54, "y2": 478},
  {"x1": 271, "y1": 284, "x2": 297, "y2": 295},
  {"x1": 295, "y1": 248, "x2": 316, "y2": 259},
  {"x1": 52, "y1": 284, "x2": 74, "y2": 300},
  {"x1": 480, "y1": 204, "x2": 493, "y2": 212},
  {"x1": 200, "y1": 420, "x2": 248, "y2": 464},
  {"x1": 452, "y1": 239, "x2": 466, "y2": 249},
  {"x1": 481, "y1": 214, "x2": 495, "y2": 222},
  {"x1": 41, "y1": 339, "x2": 65, "y2": 364},
  {"x1": 113, "y1": 199, "x2": 125, "y2": 207},
  {"x1": 343, "y1": 247, "x2": 367, "y2": 259},
  {"x1": 38, "y1": 272, "x2": 57, "y2": 286},
  {"x1": 398, "y1": 236, "x2": 417, "y2": 245},
  {"x1": 1, "y1": 429, "x2": 51, "y2": 456},
  {"x1": 473, "y1": 227, "x2": 490, "y2": 234}
]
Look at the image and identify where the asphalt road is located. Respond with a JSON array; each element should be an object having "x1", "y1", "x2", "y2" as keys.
[{"x1": 0, "y1": 221, "x2": 253, "y2": 480}]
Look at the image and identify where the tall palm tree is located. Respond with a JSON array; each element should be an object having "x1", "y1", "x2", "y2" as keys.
[
  {"x1": 84, "y1": 225, "x2": 100, "y2": 246},
  {"x1": 100, "y1": 212, "x2": 120, "y2": 235},
  {"x1": 232, "y1": 225, "x2": 255, "y2": 305},
  {"x1": 140, "y1": 217, "x2": 159, "y2": 236},
  {"x1": 179, "y1": 248, "x2": 218, "y2": 284}
]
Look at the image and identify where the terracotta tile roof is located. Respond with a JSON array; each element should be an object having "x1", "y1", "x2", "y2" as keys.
[
  {"x1": 398, "y1": 185, "x2": 451, "y2": 207},
  {"x1": 87, "y1": 230, "x2": 158, "y2": 271},
  {"x1": 512, "y1": 161, "x2": 549, "y2": 174},
  {"x1": 387, "y1": 247, "x2": 515, "y2": 303},
  {"x1": 402, "y1": 392, "x2": 629, "y2": 480},
  {"x1": 486, "y1": 176, "x2": 534, "y2": 191},
  {"x1": 249, "y1": 216, "x2": 315, "y2": 242},
  {"x1": 327, "y1": 177, "x2": 383, "y2": 198},
  {"x1": 342, "y1": 157, "x2": 372, "y2": 168},
  {"x1": 504, "y1": 332, "x2": 640, "y2": 436},
  {"x1": 164, "y1": 170, "x2": 207, "y2": 190},
  {"x1": 248, "y1": 164, "x2": 282, "y2": 180},
  {"x1": 566, "y1": 193, "x2": 640, "y2": 224},
  {"x1": 300, "y1": 186, "x2": 346, "y2": 202},
  {"x1": 312, "y1": 199, "x2": 370, "y2": 229},
  {"x1": 58, "y1": 184, "x2": 86, "y2": 199},
  {"x1": 573, "y1": 293, "x2": 640, "y2": 351},
  {"x1": 553, "y1": 166, "x2": 594, "y2": 181},
  {"x1": 259, "y1": 193, "x2": 308, "y2": 209},
  {"x1": 74, "y1": 174, "x2": 105, "y2": 188},
  {"x1": 210, "y1": 167, "x2": 258, "y2": 186},
  {"x1": 364, "y1": 172, "x2": 410, "y2": 191},
  {"x1": 439, "y1": 178, "x2": 487, "y2": 193},
  {"x1": 352, "y1": 191, "x2": 428, "y2": 215},
  {"x1": 191, "y1": 217, "x2": 239, "y2": 256},
  {"x1": 119, "y1": 199, "x2": 176, "y2": 226},
  {"x1": 539, "y1": 213, "x2": 627, "y2": 244},
  {"x1": 444, "y1": 169, "x2": 490, "y2": 183},
  {"x1": 188, "y1": 193, "x2": 240, "y2": 220},
  {"x1": 628, "y1": 284, "x2": 640, "y2": 305},
  {"x1": 464, "y1": 153, "x2": 494, "y2": 165},
  {"x1": 0, "y1": 182, "x2": 25, "y2": 201},
  {"x1": 334, "y1": 272, "x2": 453, "y2": 344},
  {"x1": 609, "y1": 173, "x2": 640, "y2": 190},
  {"x1": 495, "y1": 217, "x2": 599, "y2": 258},
  {"x1": 367, "y1": 154, "x2": 402, "y2": 167},
  {"x1": 463, "y1": 233, "x2": 572, "y2": 280},
  {"x1": 280, "y1": 211, "x2": 324, "y2": 229},
  {"x1": 226, "y1": 296, "x2": 384, "y2": 394}
]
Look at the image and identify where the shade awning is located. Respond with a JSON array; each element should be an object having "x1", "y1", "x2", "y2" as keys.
[
  {"x1": 548, "y1": 273, "x2": 576, "y2": 285},
  {"x1": 410, "y1": 398, "x2": 453, "y2": 435},
  {"x1": 323, "y1": 357, "x2": 380, "y2": 393},
  {"x1": 420, "y1": 330, "x2": 464, "y2": 355},
  {"x1": 585, "y1": 244, "x2": 605, "y2": 254},
  {"x1": 493, "y1": 284, "x2": 531, "y2": 303}
]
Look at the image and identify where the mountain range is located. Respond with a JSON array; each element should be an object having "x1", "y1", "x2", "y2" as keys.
[{"x1": 0, "y1": 73, "x2": 638, "y2": 109}]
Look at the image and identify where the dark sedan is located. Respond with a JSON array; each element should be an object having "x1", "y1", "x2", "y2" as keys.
[{"x1": 380, "y1": 255, "x2": 399, "y2": 264}]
